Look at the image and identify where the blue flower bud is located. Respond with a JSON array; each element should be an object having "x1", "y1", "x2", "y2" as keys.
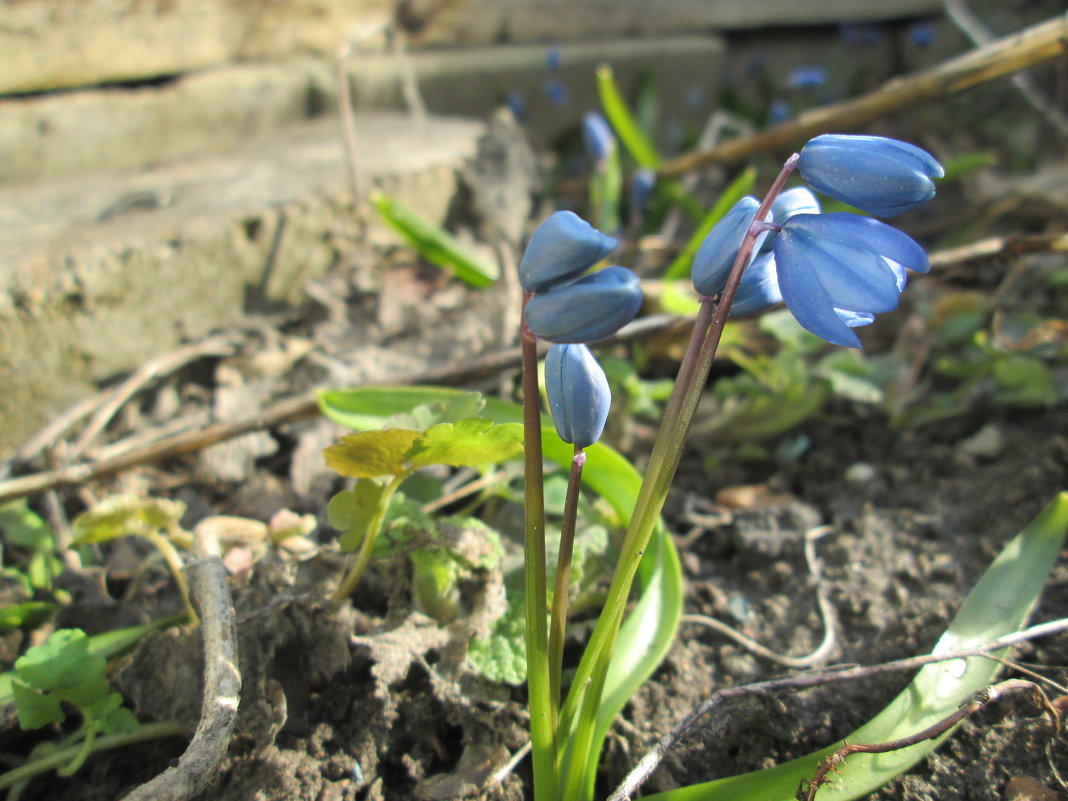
[
  {"x1": 519, "y1": 211, "x2": 618, "y2": 292},
  {"x1": 525, "y1": 266, "x2": 642, "y2": 344},
  {"x1": 630, "y1": 168, "x2": 656, "y2": 215},
  {"x1": 691, "y1": 196, "x2": 771, "y2": 297},
  {"x1": 773, "y1": 212, "x2": 929, "y2": 347},
  {"x1": 798, "y1": 134, "x2": 944, "y2": 218},
  {"x1": 544, "y1": 344, "x2": 611, "y2": 448},
  {"x1": 760, "y1": 186, "x2": 821, "y2": 253},
  {"x1": 730, "y1": 252, "x2": 782, "y2": 317},
  {"x1": 582, "y1": 112, "x2": 616, "y2": 164}
]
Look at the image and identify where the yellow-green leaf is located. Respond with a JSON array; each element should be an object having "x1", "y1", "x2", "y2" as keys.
[
  {"x1": 407, "y1": 418, "x2": 523, "y2": 468},
  {"x1": 323, "y1": 429, "x2": 421, "y2": 478}
]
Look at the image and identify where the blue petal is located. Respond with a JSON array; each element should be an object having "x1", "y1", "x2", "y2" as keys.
[
  {"x1": 773, "y1": 231, "x2": 863, "y2": 348},
  {"x1": 730, "y1": 253, "x2": 782, "y2": 317},
  {"x1": 519, "y1": 211, "x2": 618, "y2": 292},
  {"x1": 776, "y1": 217, "x2": 901, "y2": 314},
  {"x1": 692, "y1": 196, "x2": 769, "y2": 297},
  {"x1": 545, "y1": 344, "x2": 611, "y2": 448},
  {"x1": 835, "y1": 309, "x2": 875, "y2": 328},
  {"x1": 525, "y1": 266, "x2": 643, "y2": 343},
  {"x1": 789, "y1": 212, "x2": 930, "y2": 275}
]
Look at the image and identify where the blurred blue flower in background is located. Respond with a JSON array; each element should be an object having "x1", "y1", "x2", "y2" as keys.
[
  {"x1": 582, "y1": 112, "x2": 616, "y2": 164},
  {"x1": 788, "y1": 65, "x2": 827, "y2": 89}
]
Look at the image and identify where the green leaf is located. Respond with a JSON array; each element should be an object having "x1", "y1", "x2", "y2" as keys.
[
  {"x1": 388, "y1": 394, "x2": 486, "y2": 431},
  {"x1": 15, "y1": 629, "x2": 100, "y2": 693},
  {"x1": 468, "y1": 576, "x2": 527, "y2": 685},
  {"x1": 640, "y1": 491, "x2": 1068, "y2": 801},
  {"x1": 0, "y1": 601, "x2": 57, "y2": 631},
  {"x1": 71, "y1": 495, "x2": 186, "y2": 545},
  {"x1": 992, "y1": 354, "x2": 1056, "y2": 407},
  {"x1": 100, "y1": 704, "x2": 140, "y2": 736},
  {"x1": 407, "y1": 418, "x2": 524, "y2": 468},
  {"x1": 11, "y1": 679, "x2": 65, "y2": 729},
  {"x1": 0, "y1": 616, "x2": 184, "y2": 711},
  {"x1": 371, "y1": 190, "x2": 499, "y2": 288},
  {"x1": 663, "y1": 166, "x2": 757, "y2": 279},
  {"x1": 318, "y1": 387, "x2": 487, "y2": 431},
  {"x1": 0, "y1": 500, "x2": 53, "y2": 550},
  {"x1": 323, "y1": 429, "x2": 421, "y2": 478},
  {"x1": 327, "y1": 480, "x2": 389, "y2": 552},
  {"x1": 596, "y1": 64, "x2": 661, "y2": 169}
]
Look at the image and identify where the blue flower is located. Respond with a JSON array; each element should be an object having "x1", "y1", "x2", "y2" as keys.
[
  {"x1": 691, "y1": 196, "x2": 772, "y2": 297},
  {"x1": 788, "y1": 66, "x2": 827, "y2": 89},
  {"x1": 582, "y1": 112, "x2": 616, "y2": 164},
  {"x1": 545, "y1": 344, "x2": 611, "y2": 448},
  {"x1": 772, "y1": 212, "x2": 929, "y2": 347},
  {"x1": 630, "y1": 168, "x2": 656, "y2": 215},
  {"x1": 525, "y1": 266, "x2": 642, "y2": 343},
  {"x1": 798, "y1": 134, "x2": 944, "y2": 217},
  {"x1": 519, "y1": 211, "x2": 618, "y2": 292}
]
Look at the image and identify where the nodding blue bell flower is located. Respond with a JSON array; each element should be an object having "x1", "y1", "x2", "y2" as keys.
[
  {"x1": 691, "y1": 196, "x2": 772, "y2": 297},
  {"x1": 760, "y1": 186, "x2": 821, "y2": 253},
  {"x1": 582, "y1": 112, "x2": 616, "y2": 164},
  {"x1": 730, "y1": 252, "x2": 782, "y2": 317},
  {"x1": 519, "y1": 211, "x2": 618, "y2": 293},
  {"x1": 544, "y1": 343, "x2": 611, "y2": 448},
  {"x1": 797, "y1": 134, "x2": 944, "y2": 218},
  {"x1": 525, "y1": 266, "x2": 642, "y2": 344},
  {"x1": 772, "y1": 212, "x2": 929, "y2": 348},
  {"x1": 630, "y1": 168, "x2": 656, "y2": 216}
]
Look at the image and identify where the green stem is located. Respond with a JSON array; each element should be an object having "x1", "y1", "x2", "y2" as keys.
[
  {"x1": 330, "y1": 473, "x2": 408, "y2": 605},
  {"x1": 548, "y1": 447, "x2": 586, "y2": 709},
  {"x1": 521, "y1": 298, "x2": 558, "y2": 801},
  {"x1": 0, "y1": 720, "x2": 186, "y2": 791},
  {"x1": 558, "y1": 155, "x2": 801, "y2": 761},
  {"x1": 56, "y1": 720, "x2": 97, "y2": 777}
]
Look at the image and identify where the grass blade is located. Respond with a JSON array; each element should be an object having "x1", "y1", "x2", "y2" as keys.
[{"x1": 597, "y1": 64, "x2": 661, "y2": 169}]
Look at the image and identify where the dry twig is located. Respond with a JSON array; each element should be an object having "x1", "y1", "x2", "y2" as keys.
[
  {"x1": 120, "y1": 519, "x2": 241, "y2": 801},
  {"x1": 658, "y1": 15, "x2": 1068, "y2": 176}
]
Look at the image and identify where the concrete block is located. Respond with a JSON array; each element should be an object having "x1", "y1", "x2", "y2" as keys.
[{"x1": 0, "y1": 114, "x2": 485, "y2": 456}]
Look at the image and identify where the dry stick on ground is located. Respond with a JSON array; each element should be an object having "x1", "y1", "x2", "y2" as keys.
[
  {"x1": 657, "y1": 14, "x2": 1068, "y2": 177},
  {"x1": 607, "y1": 617, "x2": 1068, "y2": 801},
  {"x1": 799, "y1": 677, "x2": 1058, "y2": 801},
  {"x1": 120, "y1": 518, "x2": 241, "y2": 801},
  {"x1": 0, "y1": 313, "x2": 690, "y2": 504}
]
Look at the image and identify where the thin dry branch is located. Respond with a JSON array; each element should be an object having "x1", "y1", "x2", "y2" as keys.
[
  {"x1": 120, "y1": 518, "x2": 241, "y2": 801},
  {"x1": 658, "y1": 14, "x2": 1068, "y2": 177},
  {"x1": 0, "y1": 314, "x2": 690, "y2": 503}
]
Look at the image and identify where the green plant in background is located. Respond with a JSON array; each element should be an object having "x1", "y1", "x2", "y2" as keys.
[{"x1": 0, "y1": 501, "x2": 67, "y2": 629}]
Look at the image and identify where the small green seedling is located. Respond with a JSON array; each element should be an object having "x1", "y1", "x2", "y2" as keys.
[{"x1": 11, "y1": 629, "x2": 139, "y2": 777}]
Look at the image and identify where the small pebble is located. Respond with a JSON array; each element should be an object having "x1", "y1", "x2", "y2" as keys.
[
  {"x1": 959, "y1": 423, "x2": 1004, "y2": 459},
  {"x1": 844, "y1": 462, "x2": 877, "y2": 486}
]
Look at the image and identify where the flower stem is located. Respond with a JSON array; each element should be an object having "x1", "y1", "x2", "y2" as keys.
[
  {"x1": 548, "y1": 446, "x2": 586, "y2": 709},
  {"x1": 558, "y1": 155, "x2": 801, "y2": 776},
  {"x1": 521, "y1": 294, "x2": 558, "y2": 801}
]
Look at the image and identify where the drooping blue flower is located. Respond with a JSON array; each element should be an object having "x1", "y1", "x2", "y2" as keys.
[
  {"x1": 730, "y1": 252, "x2": 782, "y2": 317},
  {"x1": 519, "y1": 211, "x2": 618, "y2": 292},
  {"x1": 582, "y1": 112, "x2": 616, "y2": 164},
  {"x1": 798, "y1": 134, "x2": 944, "y2": 217},
  {"x1": 692, "y1": 196, "x2": 772, "y2": 297},
  {"x1": 525, "y1": 266, "x2": 642, "y2": 343},
  {"x1": 544, "y1": 343, "x2": 611, "y2": 448},
  {"x1": 772, "y1": 212, "x2": 929, "y2": 347},
  {"x1": 630, "y1": 169, "x2": 656, "y2": 215}
]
